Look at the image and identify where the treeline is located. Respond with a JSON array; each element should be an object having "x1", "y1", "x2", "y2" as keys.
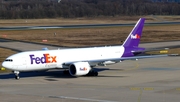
[{"x1": 0, "y1": 0, "x2": 180, "y2": 19}]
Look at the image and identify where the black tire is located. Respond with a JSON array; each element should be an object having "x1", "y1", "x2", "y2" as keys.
[
  {"x1": 15, "y1": 76, "x2": 20, "y2": 80},
  {"x1": 94, "y1": 72, "x2": 98, "y2": 76},
  {"x1": 63, "y1": 70, "x2": 69, "y2": 75}
]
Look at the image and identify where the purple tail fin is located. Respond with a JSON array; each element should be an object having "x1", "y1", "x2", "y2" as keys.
[{"x1": 122, "y1": 18, "x2": 145, "y2": 47}]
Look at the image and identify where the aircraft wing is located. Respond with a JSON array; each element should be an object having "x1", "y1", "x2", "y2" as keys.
[{"x1": 63, "y1": 54, "x2": 177, "y2": 66}]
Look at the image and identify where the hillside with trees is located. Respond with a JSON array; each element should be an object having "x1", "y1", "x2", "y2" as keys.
[{"x1": 0, "y1": 0, "x2": 180, "y2": 19}]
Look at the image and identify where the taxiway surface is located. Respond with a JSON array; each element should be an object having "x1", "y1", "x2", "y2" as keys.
[{"x1": 0, "y1": 56, "x2": 180, "y2": 102}]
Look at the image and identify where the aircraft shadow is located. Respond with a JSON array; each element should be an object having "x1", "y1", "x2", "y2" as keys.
[
  {"x1": 0, "y1": 68, "x2": 125, "y2": 79},
  {"x1": 0, "y1": 70, "x2": 73, "y2": 79}
]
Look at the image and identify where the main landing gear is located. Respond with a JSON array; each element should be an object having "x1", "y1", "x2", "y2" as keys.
[
  {"x1": 87, "y1": 70, "x2": 98, "y2": 76},
  {"x1": 13, "y1": 71, "x2": 20, "y2": 80}
]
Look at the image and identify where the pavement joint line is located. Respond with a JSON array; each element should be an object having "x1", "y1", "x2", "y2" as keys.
[
  {"x1": 49, "y1": 95, "x2": 118, "y2": 102},
  {"x1": 9, "y1": 93, "x2": 118, "y2": 102}
]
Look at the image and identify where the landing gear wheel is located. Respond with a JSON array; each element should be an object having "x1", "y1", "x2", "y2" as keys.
[
  {"x1": 87, "y1": 70, "x2": 98, "y2": 76},
  {"x1": 13, "y1": 71, "x2": 20, "y2": 80},
  {"x1": 15, "y1": 76, "x2": 20, "y2": 80},
  {"x1": 93, "y1": 71, "x2": 98, "y2": 76}
]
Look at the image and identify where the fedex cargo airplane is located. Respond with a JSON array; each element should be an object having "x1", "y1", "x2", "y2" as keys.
[{"x1": 2, "y1": 18, "x2": 168, "y2": 80}]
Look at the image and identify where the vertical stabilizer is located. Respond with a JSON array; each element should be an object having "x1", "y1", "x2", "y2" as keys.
[{"x1": 122, "y1": 18, "x2": 145, "y2": 47}]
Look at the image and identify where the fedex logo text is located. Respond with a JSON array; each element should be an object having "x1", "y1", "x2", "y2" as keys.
[
  {"x1": 29, "y1": 54, "x2": 57, "y2": 64},
  {"x1": 80, "y1": 67, "x2": 87, "y2": 71},
  {"x1": 131, "y1": 34, "x2": 140, "y2": 39}
]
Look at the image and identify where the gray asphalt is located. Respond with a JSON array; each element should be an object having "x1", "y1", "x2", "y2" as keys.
[
  {"x1": 0, "y1": 21, "x2": 180, "y2": 30},
  {"x1": 0, "y1": 56, "x2": 180, "y2": 102}
]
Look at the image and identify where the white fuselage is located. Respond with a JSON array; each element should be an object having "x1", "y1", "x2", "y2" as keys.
[{"x1": 3, "y1": 46, "x2": 124, "y2": 71}]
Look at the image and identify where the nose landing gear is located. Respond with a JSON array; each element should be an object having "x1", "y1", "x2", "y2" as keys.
[{"x1": 13, "y1": 71, "x2": 20, "y2": 80}]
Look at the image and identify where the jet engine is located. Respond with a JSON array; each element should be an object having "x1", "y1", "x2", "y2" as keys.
[{"x1": 69, "y1": 62, "x2": 91, "y2": 76}]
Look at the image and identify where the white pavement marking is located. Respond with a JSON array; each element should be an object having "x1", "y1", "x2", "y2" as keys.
[{"x1": 49, "y1": 95, "x2": 118, "y2": 102}]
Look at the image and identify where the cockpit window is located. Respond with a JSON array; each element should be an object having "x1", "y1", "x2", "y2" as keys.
[{"x1": 5, "y1": 59, "x2": 13, "y2": 62}]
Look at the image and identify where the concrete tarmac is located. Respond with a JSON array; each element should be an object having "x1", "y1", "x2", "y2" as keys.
[{"x1": 0, "y1": 56, "x2": 180, "y2": 102}]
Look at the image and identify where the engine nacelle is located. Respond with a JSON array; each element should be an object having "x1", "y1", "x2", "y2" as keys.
[{"x1": 69, "y1": 62, "x2": 91, "y2": 76}]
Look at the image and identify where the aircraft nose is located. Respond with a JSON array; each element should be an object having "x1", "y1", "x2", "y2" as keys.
[{"x1": 2, "y1": 62, "x2": 11, "y2": 69}]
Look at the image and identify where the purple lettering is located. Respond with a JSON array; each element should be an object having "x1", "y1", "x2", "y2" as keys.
[
  {"x1": 29, "y1": 54, "x2": 36, "y2": 64},
  {"x1": 41, "y1": 54, "x2": 46, "y2": 64},
  {"x1": 35, "y1": 57, "x2": 41, "y2": 64},
  {"x1": 29, "y1": 54, "x2": 57, "y2": 64}
]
